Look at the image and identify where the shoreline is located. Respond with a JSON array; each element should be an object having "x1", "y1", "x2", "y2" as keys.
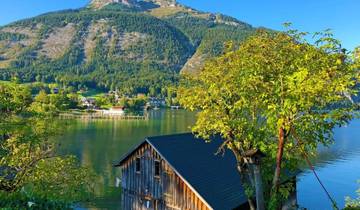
[{"x1": 59, "y1": 112, "x2": 148, "y2": 120}]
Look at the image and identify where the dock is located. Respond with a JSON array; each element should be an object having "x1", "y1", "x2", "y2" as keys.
[{"x1": 59, "y1": 113, "x2": 148, "y2": 120}]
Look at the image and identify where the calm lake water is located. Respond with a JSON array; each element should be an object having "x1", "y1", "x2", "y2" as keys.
[{"x1": 57, "y1": 109, "x2": 360, "y2": 210}]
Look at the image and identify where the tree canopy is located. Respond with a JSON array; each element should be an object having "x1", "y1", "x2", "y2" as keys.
[
  {"x1": 0, "y1": 81, "x2": 95, "y2": 208},
  {"x1": 179, "y1": 27, "x2": 359, "y2": 208}
]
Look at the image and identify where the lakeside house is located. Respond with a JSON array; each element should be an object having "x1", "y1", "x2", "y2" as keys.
[
  {"x1": 80, "y1": 97, "x2": 96, "y2": 109},
  {"x1": 148, "y1": 97, "x2": 166, "y2": 108},
  {"x1": 52, "y1": 88, "x2": 59, "y2": 94},
  {"x1": 170, "y1": 105, "x2": 180, "y2": 110},
  {"x1": 115, "y1": 133, "x2": 297, "y2": 210}
]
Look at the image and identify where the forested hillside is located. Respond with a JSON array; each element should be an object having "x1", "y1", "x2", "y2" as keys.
[{"x1": 0, "y1": 0, "x2": 256, "y2": 95}]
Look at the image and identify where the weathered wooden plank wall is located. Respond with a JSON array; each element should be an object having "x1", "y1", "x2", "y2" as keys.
[{"x1": 120, "y1": 142, "x2": 211, "y2": 210}]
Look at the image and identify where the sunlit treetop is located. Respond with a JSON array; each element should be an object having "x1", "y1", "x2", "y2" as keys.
[
  {"x1": 179, "y1": 27, "x2": 359, "y2": 207},
  {"x1": 355, "y1": 46, "x2": 360, "y2": 62},
  {"x1": 179, "y1": 26, "x2": 359, "y2": 163}
]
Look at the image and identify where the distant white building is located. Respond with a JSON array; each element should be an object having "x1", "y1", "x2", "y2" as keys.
[
  {"x1": 81, "y1": 97, "x2": 97, "y2": 108},
  {"x1": 148, "y1": 97, "x2": 166, "y2": 107},
  {"x1": 103, "y1": 106, "x2": 125, "y2": 115}
]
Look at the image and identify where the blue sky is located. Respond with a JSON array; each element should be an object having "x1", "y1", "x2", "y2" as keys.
[{"x1": 0, "y1": 0, "x2": 359, "y2": 50}]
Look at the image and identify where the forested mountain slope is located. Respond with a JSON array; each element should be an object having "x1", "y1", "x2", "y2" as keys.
[{"x1": 0, "y1": 0, "x2": 256, "y2": 94}]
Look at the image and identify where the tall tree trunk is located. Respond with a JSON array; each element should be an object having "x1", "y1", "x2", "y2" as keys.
[
  {"x1": 273, "y1": 127, "x2": 285, "y2": 190},
  {"x1": 230, "y1": 146, "x2": 256, "y2": 210},
  {"x1": 253, "y1": 164, "x2": 265, "y2": 210},
  {"x1": 237, "y1": 163, "x2": 256, "y2": 210},
  {"x1": 229, "y1": 140, "x2": 262, "y2": 210}
]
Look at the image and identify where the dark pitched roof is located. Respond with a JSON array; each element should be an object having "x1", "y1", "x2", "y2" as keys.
[
  {"x1": 0, "y1": 166, "x2": 16, "y2": 181},
  {"x1": 117, "y1": 133, "x2": 248, "y2": 210}
]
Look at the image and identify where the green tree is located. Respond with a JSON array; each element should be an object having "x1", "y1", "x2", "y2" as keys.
[
  {"x1": 0, "y1": 82, "x2": 94, "y2": 208},
  {"x1": 34, "y1": 90, "x2": 49, "y2": 104},
  {"x1": 67, "y1": 93, "x2": 80, "y2": 109},
  {"x1": 95, "y1": 96, "x2": 109, "y2": 108},
  {"x1": 149, "y1": 87, "x2": 156, "y2": 97},
  {"x1": 166, "y1": 86, "x2": 177, "y2": 106},
  {"x1": 31, "y1": 89, "x2": 79, "y2": 112},
  {"x1": 179, "y1": 28, "x2": 359, "y2": 209},
  {"x1": 355, "y1": 47, "x2": 360, "y2": 60},
  {"x1": 0, "y1": 82, "x2": 32, "y2": 115},
  {"x1": 35, "y1": 75, "x2": 42, "y2": 82},
  {"x1": 127, "y1": 95, "x2": 147, "y2": 110},
  {"x1": 118, "y1": 97, "x2": 130, "y2": 108},
  {"x1": 30, "y1": 90, "x2": 57, "y2": 114},
  {"x1": 50, "y1": 92, "x2": 69, "y2": 110}
]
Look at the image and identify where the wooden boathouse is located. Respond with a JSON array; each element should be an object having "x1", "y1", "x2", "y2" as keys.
[{"x1": 116, "y1": 133, "x2": 253, "y2": 210}]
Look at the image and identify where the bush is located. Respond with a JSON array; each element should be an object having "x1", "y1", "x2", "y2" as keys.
[
  {"x1": 0, "y1": 192, "x2": 72, "y2": 209},
  {"x1": 345, "y1": 181, "x2": 360, "y2": 209}
]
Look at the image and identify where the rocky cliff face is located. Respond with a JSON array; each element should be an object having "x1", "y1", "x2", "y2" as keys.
[
  {"x1": 151, "y1": 0, "x2": 176, "y2": 7},
  {"x1": 90, "y1": 0, "x2": 134, "y2": 8},
  {"x1": 90, "y1": 0, "x2": 177, "y2": 9}
]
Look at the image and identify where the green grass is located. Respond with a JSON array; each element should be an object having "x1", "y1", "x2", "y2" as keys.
[
  {"x1": 100, "y1": 104, "x2": 113, "y2": 109},
  {"x1": 78, "y1": 89, "x2": 106, "y2": 98},
  {"x1": 0, "y1": 80, "x2": 11, "y2": 85},
  {"x1": 148, "y1": 6, "x2": 187, "y2": 18},
  {"x1": 0, "y1": 80, "x2": 55, "y2": 87}
]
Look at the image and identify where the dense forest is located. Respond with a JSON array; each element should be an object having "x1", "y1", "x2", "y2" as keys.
[{"x1": 0, "y1": 1, "x2": 256, "y2": 95}]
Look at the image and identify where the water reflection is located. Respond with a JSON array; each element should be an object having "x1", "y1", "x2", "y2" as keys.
[
  {"x1": 57, "y1": 110, "x2": 196, "y2": 209},
  {"x1": 298, "y1": 119, "x2": 360, "y2": 209},
  {"x1": 58, "y1": 110, "x2": 360, "y2": 209}
]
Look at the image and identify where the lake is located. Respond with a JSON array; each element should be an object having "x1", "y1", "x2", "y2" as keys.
[{"x1": 57, "y1": 109, "x2": 360, "y2": 210}]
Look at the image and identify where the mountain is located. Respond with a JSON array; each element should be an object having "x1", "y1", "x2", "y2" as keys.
[
  {"x1": 90, "y1": 0, "x2": 177, "y2": 9},
  {"x1": 0, "y1": 0, "x2": 255, "y2": 95}
]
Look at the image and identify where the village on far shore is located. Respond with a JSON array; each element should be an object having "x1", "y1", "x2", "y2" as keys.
[
  {"x1": 11, "y1": 81, "x2": 182, "y2": 119},
  {"x1": 78, "y1": 89, "x2": 180, "y2": 114}
]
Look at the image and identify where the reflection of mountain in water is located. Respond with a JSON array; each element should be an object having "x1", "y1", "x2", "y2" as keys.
[
  {"x1": 311, "y1": 119, "x2": 360, "y2": 167},
  {"x1": 298, "y1": 119, "x2": 360, "y2": 210},
  {"x1": 59, "y1": 111, "x2": 359, "y2": 209},
  {"x1": 57, "y1": 110, "x2": 196, "y2": 209}
]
